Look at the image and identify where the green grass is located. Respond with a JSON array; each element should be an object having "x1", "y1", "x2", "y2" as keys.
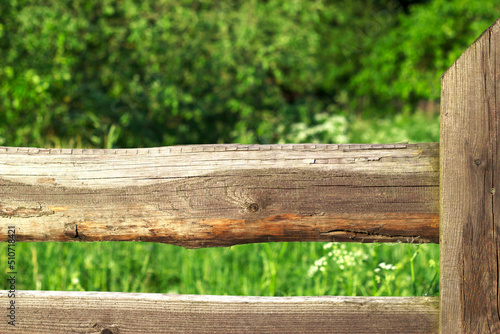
[
  {"x1": 3, "y1": 110, "x2": 441, "y2": 297},
  {"x1": 7, "y1": 242, "x2": 438, "y2": 296}
]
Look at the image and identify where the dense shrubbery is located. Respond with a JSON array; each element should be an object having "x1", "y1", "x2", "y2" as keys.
[{"x1": 0, "y1": 0, "x2": 497, "y2": 147}]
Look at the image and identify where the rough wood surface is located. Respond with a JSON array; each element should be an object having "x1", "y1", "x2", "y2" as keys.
[
  {"x1": 0, "y1": 143, "x2": 439, "y2": 247},
  {"x1": 440, "y1": 19, "x2": 500, "y2": 333},
  {"x1": 0, "y1": 290, "x2": 439, "y2": 333}
]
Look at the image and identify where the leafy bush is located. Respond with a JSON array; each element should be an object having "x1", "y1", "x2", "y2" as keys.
[
  {"x1": 0, "y1": 0, "x2": 496, "y2": 148},
  {"x1": 353, "y1": 0, "x2": 499, "y2": 114}
]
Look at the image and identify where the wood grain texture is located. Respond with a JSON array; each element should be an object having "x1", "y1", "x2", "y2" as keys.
[
  {"x1": 0, "y1": 290, "x2": 439, "y2": 333},
  {"x1": 440, "y1": 19, "x2": 500, "y2": 333},
  {"x1": 0, "y1": 143, "x2": 439, "y2": 247}
]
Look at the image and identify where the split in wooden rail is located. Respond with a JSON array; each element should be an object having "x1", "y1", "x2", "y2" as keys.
[
  {"x1": 0, "y1": 143, "x2": 439, "y2": 247},
  {"x1": 0, "y1": 290, "x2": 439, "y2": 334}
]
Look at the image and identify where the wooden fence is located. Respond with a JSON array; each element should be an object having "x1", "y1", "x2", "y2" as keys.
[{"x1": 0, "y1": 19, "x2": 499, "y2": 334}]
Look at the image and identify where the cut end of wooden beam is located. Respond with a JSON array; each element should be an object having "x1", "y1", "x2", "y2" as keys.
[{"x1": 442, "y1": 18, "x2": 500, "y2": 78}]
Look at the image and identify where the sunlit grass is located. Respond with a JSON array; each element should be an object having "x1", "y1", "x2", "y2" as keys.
[{"x1": 7, "y1": 241, "x2": 438, "y2": 296}]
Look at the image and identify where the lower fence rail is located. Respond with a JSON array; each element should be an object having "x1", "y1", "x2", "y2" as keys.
[{"x1": 0, "y1": 290, "x2": 438, "y2": 333}]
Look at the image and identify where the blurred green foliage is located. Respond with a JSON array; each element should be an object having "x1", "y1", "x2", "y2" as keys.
[{"x1": 0, "y1": 0, "x2": 497, "y2": 147}]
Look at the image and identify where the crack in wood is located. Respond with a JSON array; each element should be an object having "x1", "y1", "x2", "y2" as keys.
[
  {"x1": 63, "y1": 223, "x2": 85, "y2": 240},
  {"x1": 319, "y1": 229, "x2": 428, "y2": 243}
]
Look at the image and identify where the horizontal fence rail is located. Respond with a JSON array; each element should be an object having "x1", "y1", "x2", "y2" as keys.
[
  {"x1": 0, "y1": 143, "x2": 439, "y2": 247},
  {"x1": 0, "y1": 290, "x2": 439, "y2": 334}
]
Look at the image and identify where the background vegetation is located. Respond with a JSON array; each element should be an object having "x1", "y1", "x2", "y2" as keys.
[{"x1": 1, "y1": 0, "x2": 497, "y2": 296}]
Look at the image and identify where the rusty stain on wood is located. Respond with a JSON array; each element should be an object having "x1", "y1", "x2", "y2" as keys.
[
  {"x1": 37, "y1": 177, "x2": 57, "y2": 185},
  {"x1": 48, "y1": 206, "x2": 70, "y2": 212}
]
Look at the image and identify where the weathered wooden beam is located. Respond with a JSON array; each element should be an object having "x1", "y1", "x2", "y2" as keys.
[
  {"x1": 440, "y1": 19, "x2": 500, "y2": 332},
  {"x1": 0, "y1": 143, "x2": 439, "y2": 247},
  {"x1": 0, "y1": 290, "x2": 439, "y2": 333}
]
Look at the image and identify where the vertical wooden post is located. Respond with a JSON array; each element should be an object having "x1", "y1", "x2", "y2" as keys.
[{"x1": 441, "y1": 19, "x2": 500, "y2": 333}]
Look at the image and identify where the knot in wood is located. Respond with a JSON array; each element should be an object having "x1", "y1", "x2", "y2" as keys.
[
  {"x1": 474, "y1": 159, "x2": 481, "y2": 166},
  {"x1": 248, "y1": 203, "x2": 259, "y2": 213}
]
